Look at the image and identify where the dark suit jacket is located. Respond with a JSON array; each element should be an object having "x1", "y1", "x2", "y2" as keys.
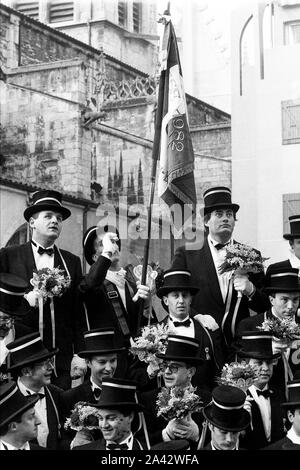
[
  {"x1": 0, "y1": 242, "x2": 86, "y2": 373},
  {"x1": 171, "y1": 239, "x2": 270, "y2": 345},
  {"x1": 44, "y1": 384, "x2": 64, "y2": 450},
  {"x1": 263, "y1": 436, "x2": 300, "y2": 450},
  {"x1": 73, "y1": 437, "x2": 144, "y2": 450},
  {"x1": 128, "y1": 317, "x2": 224, "y2": 392},
  {"x1": 139, "y1": 386, "x2": 211, "y2": 448},
  {"x1": 239, "y1": 387, "x2": 285, "y2": 450}
]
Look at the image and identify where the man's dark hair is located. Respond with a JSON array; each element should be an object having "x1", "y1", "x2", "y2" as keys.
[{"x1": 0, "y1": 412, "x2": 23, "y2": 437}]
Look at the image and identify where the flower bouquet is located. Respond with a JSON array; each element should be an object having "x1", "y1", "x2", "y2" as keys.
[
  {"x1": 217, "y1": 361, "x2": 259, "y2": 393},
  {"x1": 218, "y1": 243, "x2": 268, "y2": 276},
  {"x1": 130, "y1": 323, "x2": 169, "y2": 364},
  {"x1": 29, "y1": 267, "x2": 71, "y2": 302},
  {"x1": 156, "y1": 385, "x2": 203, "y2": 421},
  {"x1": 257, "y1": 317, "x2": 300, "y2": 342},
  {"x1": 64, "y1": 401, "x2": 100, "y2": 432},
  {"x1": 25, "y1": 267, "x2": 71, "y2": 345}
]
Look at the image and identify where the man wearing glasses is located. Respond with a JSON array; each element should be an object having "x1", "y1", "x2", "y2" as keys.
[
  {"x1": 139, "y1": 335, "x2": 211, "y2": 448},
  {"x1": 6, "y1": 332, "x2": 62, "y2": 450}
]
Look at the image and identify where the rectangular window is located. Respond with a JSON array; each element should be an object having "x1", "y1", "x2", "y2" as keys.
[
  {"x1": 15, "y1": 1, "x2": 39, "y2": 19},
  {"x1": 49, "y1": 1, "x2": 74, "y2": 24},
  {"x1": 118, "y1": 1, "x2": 127, "y2": 28},
  {"x1": 283, "y1": 193, "x2": 300, "y2": 234},
  {"x1": 282, "y1": 100, "x2": 300, "y2": 145},
  {"x1": 133, "y1": 2, "x2": 141, "y2": 33},
  {"x1": 284, "y1": 20, "x2": 300, "y2": 45}
]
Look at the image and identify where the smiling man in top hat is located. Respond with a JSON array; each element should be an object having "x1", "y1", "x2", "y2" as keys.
[
  {"x1": 0, "y1": 189, "x2": 86, "y2": 390},
  {"x1": 6, "y1": 332, "x2": 62, "y2": 450},
  {"x1": 74, "y1": 378, "x2": 144, "y2": 450},
  {"x1": 60, "y1": 328, "x2": 124, "y2": 433},
  {"x1": 0, "y1": 273, "x2": 33, "y2": 380},
  {"x1": 202, "y1": 384, "x2": 250, "y2": 450},
  {"x1": 171, "y1": 186, "x2": 270, "y2": 347},
  {"x1": 236, "y1": 267, "x2": 300, "y2": 391},
  {"x1": 0, "y1": 381, "x2": 42, "y2": 450}
]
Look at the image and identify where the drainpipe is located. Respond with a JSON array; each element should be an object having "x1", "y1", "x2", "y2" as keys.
[{"x1": 82, "y1": 203, "x2": 90, "y2": 274}]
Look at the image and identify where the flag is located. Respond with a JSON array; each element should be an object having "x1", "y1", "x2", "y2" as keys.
[{"x1": 156, "y1": 18, "x2": 197, "y2": 215}]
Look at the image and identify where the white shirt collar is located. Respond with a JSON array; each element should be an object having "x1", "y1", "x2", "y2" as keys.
[
  {"x1": 106, "y1": 433, "x2": 133, "y2": 449},
  {"x1": 287, "y1": 426, "x2": 300, "y2": 445},
  {"x1": 289, "y1": 252, "x2": 300, "y2": 270},
  {"x1": 0, "y1": 439, "x2": 30, "y2": 450},
  {"x1": 90, "y1": 378, "x2": 101, "y2": 392},
  {"x1": 18, "y1": 378, "x2": 44, "y2": 396},
  {"x1": 208, "y1": 234, "x2": 232, "y2": 248},
  {"x1": 31, "y1": 238, "x2": 55, "y2": 250}
]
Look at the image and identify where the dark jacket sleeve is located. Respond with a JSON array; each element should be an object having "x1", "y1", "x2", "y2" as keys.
[{"x1": 79, "y1": 255, "x2": 111, "y2": 294}]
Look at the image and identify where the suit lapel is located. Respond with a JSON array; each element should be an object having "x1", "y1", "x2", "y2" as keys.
[
  {"x1": 23, "y1": 242, "x2": 37, "y2": 279},
  {"x1": 44, "y1": 386, "x2": 58, "y2": 448},
  {"x1": 203, "y1": 240, "x2": 224, "y2": 307}
]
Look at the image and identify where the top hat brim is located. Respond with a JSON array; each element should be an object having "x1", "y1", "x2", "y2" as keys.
[
  {"x1": 78, "y1": 347, "x2": 126, "y2": 358},
  {"x1": 204, "y1": 203, "x2": 240, "y2": 215},
  {"x1": 0, "y1": 394, "x2": 39, "y2": 427},
  {"x1": 156, "y1": 353, "x2": 203, "y2": 364},
  {"x1": 88, "y1": 401, "x2": 144, "y2": 412},
  {"x1": 202, "y1": 404, "x2": 250, "y2": 432},
  {"x1": 157, "y1": 285, "x2": 199, "y2": 299},
  {"x1": 8, "y1": 347, "x2": 59, "y2": 371},
  {"x1": 237, "y1": 349, "x2": 281, "y2": 361},
  {"x1": 24, "y1": 204, "x2": 71, "y2": 222},
  {"x1": 283, "y1": 233, "x2": 300, "y2": 240},
  {"x1": 0, "y1": 298, "x2": 31, "y2": 317},
  {"x1": 264, "y1": 286, "x2": 300, "y2": 293},
  {"x1": 83, "y1": 227, "x2": 121, "y2": 266},
  {"x1": 281, "y1": 400, "x2": 300, "y2": 409}
]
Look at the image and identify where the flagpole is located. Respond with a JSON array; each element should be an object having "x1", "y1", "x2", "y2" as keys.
[{"x1": 137, "y1": 11, "x2": 170, "y2": 331}]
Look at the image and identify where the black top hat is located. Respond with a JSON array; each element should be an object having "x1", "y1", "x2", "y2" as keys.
[
  {"x1": 91, "y1": 378, "x2": 144, "y2": 411},
  {"x1": 78, "y1": 328, "x2": 125, "y2": 358},
  {"x1": 156, "y1": 335, "x2": 203, "y2": 364},
  {"x1": 281, "y1": 378, "x2": 300, "y2": 409},
  {"x1": 157, "y1": 269, "x2": 199, "y2": 298},
  {"x1": 202, "y1": 385, "x2": 250, "y2": 432},
  {"x1": 283, "y1": 215, "x2": 300, "y2": 240},
  {"x1": 203, "y1": 186, "x2": 240, "y2": 215},
  {"x1": 23, "y1": 190, "x2": 71, "y2": 221},
  {"x1": 264, "y1": 267, "x2": 300, "y2": 293},
  {"x1": 236, "y1": 330, "x2": 281, "y2": 361},
  {"x1": 83, "y1": 225, "x2": 121, "y2": 266},
  {"x1": 0, "y1": 381, "x2": 39, "y2": 427},
  {"x1": 0, "y1": 273, "x2": 30, "y2": 316},
  {"x1": 6, "y1": 332, "x2": 59, "y2": 371}
]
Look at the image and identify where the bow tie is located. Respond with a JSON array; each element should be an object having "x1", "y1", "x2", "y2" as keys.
[
  {"x1": 26, "y1": 390, "x2": 45, "y2": 400},
  {"x1": 214, "y1": 242, "x2": 229, "y2": 251},
  {"x1": 93, "y1": 387, "x2": 101, "y2": 401},
  {"x1": 172, "y1": 318, "x2": 191, "y2": 328},
  {"x1": 31, "y1": 240, "x2": 54, "y2": 256},
  {"x1": 106, "y1": 443, "x2": 129, "y2": 450},
  {"x1": 256, "y1": 389, "x2": 271, "y2": 398},
  {"x1": 38, "y1": 246, "x2": 54, "y2": 256}
]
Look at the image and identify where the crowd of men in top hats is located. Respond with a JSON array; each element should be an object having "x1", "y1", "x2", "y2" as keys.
[{"x1": 1, "y1": 186, "x2": 300, "y2": 450}]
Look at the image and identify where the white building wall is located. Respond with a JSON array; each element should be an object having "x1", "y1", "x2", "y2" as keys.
[{"x1": 231, "y1": 0, "x2": 300, "y2": 265}]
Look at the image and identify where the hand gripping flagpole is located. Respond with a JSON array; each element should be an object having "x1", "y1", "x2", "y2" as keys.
[{"x1": 137, "y1": 11, "x2": 170, "y2": 331}]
